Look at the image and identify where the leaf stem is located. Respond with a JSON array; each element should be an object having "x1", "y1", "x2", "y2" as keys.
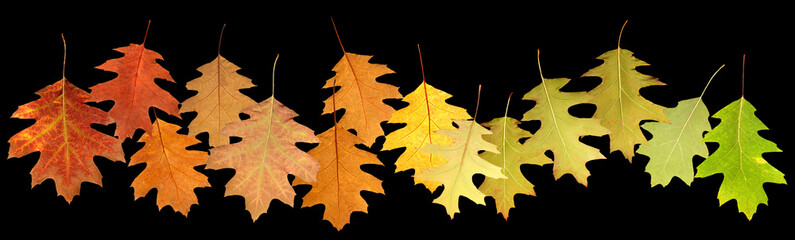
[
  {"x1": 61, "y1": 33, "x2": 66, "y2": 79},
  {"x1": 473, "y1": 85, "x2": 482, "y2": 122},
  {"x1": 218, "y1": 24, "x2": 227, "y2": 56},
  {"x1": 504, "y1": 92, "x2": 513, "y2": 119},
  {"x1": 618, "y1": 20, "x2": 628, "y2": 49},
  {"x1": 272, "y1": 54, "x2": 279, "y2": 98},
  {"x1": 741, "y1": 54, "x2": 746, "y2": 97},
  {"x1": 330, "y1": 16, "x2": 347, "y2": 53},
  {"x1": 698, "y1": 64, "x2": 725, "y2": 99},
  {"x1": 536, "y1": 49, "x2": 545, "y2": 80},
  {"x1": 418, "y1": 44, "x2": 426, "y2": 84},
  {"x1": 142, "y1": 20, "x2": 151, "y2": 46}
]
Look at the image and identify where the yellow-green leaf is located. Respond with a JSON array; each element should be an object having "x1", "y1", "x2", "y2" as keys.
[
  {"x1": 695, "y1": 97, "x2": 785, "y2": 220},
  {"x1": 523, "y1": 51, "x2": 610, "y2": 186},
  {"x1": 582, "y1": 23, "x2": 668, "y2": 161}
]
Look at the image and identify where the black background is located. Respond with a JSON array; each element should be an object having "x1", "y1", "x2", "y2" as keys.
[{"x1": 3, "y1": 4, "x2": 793, "y2": 238}]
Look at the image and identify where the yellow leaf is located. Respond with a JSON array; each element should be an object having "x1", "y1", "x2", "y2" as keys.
[
  {"x1": 415, "y1": 86, "x2": 506, "y2": 218},
  {"x1": 383, "y1": 80, "x2": 471, "y2": 191}
]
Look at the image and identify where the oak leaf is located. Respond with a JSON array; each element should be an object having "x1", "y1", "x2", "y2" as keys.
[
  {"x1": 8, "y1": 79, "x2": 124, "y2": 203},
  {"x1": 130, "y1": 118, "x2": 210, "y2": 215},
  {"x1": 695, "y1": 97, "x2": 785, "y2": 220},
  {"x1": 297, "y1": 25, "x2": 386, "y2": 229},
  {"x1": 383, "y1": 80, "x2": 471, "y2": 191},
  {"x1": 523, "y1": 51, "x2": 610, "y2": 186},
  {"x1": 638, "y1": 66, "x2": 722, "y2": 187},
  {"x1": 90, "y1": 25, "x2": 180, "y2": 140},
  {"x1": 582, "y1": 22, "x2": 669, "y2": 161},
  {"x1": 207, "y1": 55, "x2": 320, "y2": 220},
  {"x1": 416, "y1": 117, "x2": 506, "y2": 217},
  {"x1": 293, "y1": 125, "x2": 383, "y2": 230},
  {"x1": 479, "y1": 94, "x2": 551, "y2": 219},
  {"x1": 638, "y1": 98, "x2": 710, "y2": 187},
  {"x1": 180, "y1": 55, "x2": 257, "y2": 147},
  {"x1": 322, "y1": 52, "x2": 401, "y2": 146},
  {"x1": 180, "y1": 27, "x2": 257, "y2": 147}
]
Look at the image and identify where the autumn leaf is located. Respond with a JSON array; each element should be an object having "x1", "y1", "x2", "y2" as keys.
[
  {"x1": 180, "y1": 25, "x2": 257, "y2": 147},
  {"x1": 582, "y1": 21, "x2": 668, "y2": 161},
  {"x1": 294, "y1": 125, "x2": 383, "y2": 230},
  {"x1": 694, "y1": 57, "x2": 785, "y2": 220},
  {"x1": 638, "y1": 65, "x2": 723, "y2": 187},
  {"x1": 206, "y1": 55, "x2": 319, "y2": 220},
  {"x1": 321, "y1": 20, "x2": 401, "y2": 146},
  {"x1": 293, "y1": 20, "x2": 385, "y2": 229},
  {"x1": 694, "y1": 97, "x2": 784, "y2": 219},
  {"x1": 7, "y1": 35, "x2": 124, "y2": 203},
  {"x1": 522, "y1": 50, "x2": 610, "y2": 186},
  {"x1": 478, "y1": 93, "x2": 550, "y2": 219},
  {"x1": 322, "y1": 52, "x2": 400, "y2": 146},
  {"x1": 130, "y1": 118, "x2": 211, "y2": 215},
  {"x1": 383, "y1": 45, "x2": 471, "y2": 191},
  {"x1": 89, "y1": 21, "x2": 180, "y2": 140},
  {"x1": 415, "y1": 86, "x2": 506, "y2": 218}
]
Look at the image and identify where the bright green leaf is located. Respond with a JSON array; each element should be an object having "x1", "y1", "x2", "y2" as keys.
[{"x1": 695, "y1": 97, "x2": 785, "y2": 220}]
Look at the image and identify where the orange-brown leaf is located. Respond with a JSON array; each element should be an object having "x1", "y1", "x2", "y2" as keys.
[
  {"x1": 294, "y1": 125, "x2": 383, "y2": 230},
  {"x1": 129, "y1": 118, "x2": 210, "y2": 215},
  {"x1": 322, "y1": 53, "x2": 400, "y2": 145},
  {"x1": 8, "y1": 79, "x2": 124, "y2": 203},
  {"x1": 180, "y1": 55, "x2": 257, "y2": 147},
  {"x1": 207, "y1": 97, "x2": 319, "y2": 220},
  {"x1": 90, "y1": 43, "x2": 180, "y2": 140}
]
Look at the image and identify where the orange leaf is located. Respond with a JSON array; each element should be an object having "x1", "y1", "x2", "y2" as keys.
[
  {"x1": 322, "y1": 52, "x2": 400, "y2": 146},
  {"x1": 294, "y1": 125, "x2": 383, "y2": 230},
  {"x1": 89, "y1": 23, "x2": 180, "y2": 140},
  {"x1": 8, "y1": 79, "x2": 124, "y2": 203},
  {"x1": 129, "y1": 118, "x2": 210, "y2": 215}
]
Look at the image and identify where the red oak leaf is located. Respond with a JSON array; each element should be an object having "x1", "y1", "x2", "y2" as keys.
[{"x1": 89, "y1": 22, "x2": 180, "y2": 140}]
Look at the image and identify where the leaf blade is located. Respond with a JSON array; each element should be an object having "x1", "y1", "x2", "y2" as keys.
[
  {"x1": 207, "y1": 97, "x2": 319, "y2": 220},
  {"x1": 695, "y1": 98, "x2": 785, "y2": 219},
  {"x1": 180, "y1": 55, "x2": 257, "y2": 147},
  {"x1": 9, "y1": 79, "x2": 124, "y2": 202}
]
